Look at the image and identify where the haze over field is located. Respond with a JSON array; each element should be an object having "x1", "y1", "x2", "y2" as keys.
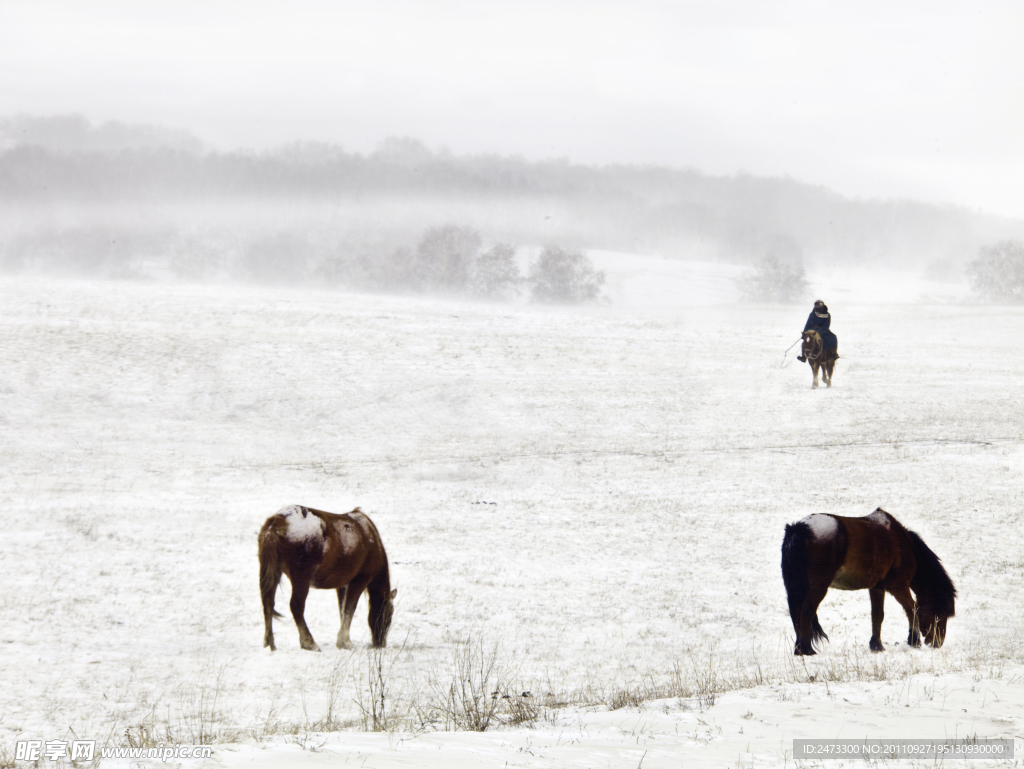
[
  {"x1": 1, "y1": 114, "x2": 1022, "y2": 298},
  {"x1": 3, "y1": 3, "x2": 1024, "y2": 295}
]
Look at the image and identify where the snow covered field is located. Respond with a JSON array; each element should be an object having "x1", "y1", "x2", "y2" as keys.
[{"x1": 1, "y1": 254, "x2": 1022, "y2": 767}]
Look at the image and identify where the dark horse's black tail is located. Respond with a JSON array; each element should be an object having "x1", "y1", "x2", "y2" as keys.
[{"x1": 781, "y1": 521, "x2": 828, "y2": 649}]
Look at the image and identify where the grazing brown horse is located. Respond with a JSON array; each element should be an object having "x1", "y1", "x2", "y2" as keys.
[
  {"x1": 258, "y1": 505, "x2": 396, "y2": 652},
  {"x1": 781, "y1": 508, "x2": 956, "y2": 655},
  {"x1": 801, "y1": 329, "x2": 838, "y2": 388}
]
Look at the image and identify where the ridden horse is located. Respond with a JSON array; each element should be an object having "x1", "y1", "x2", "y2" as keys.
[
  {"x1": 781, "y1": 508, "x2": 956, "y2": 655},
  {"x1": 801, "y1": 329, "x2": 838, "y2": 388},
  {"x1": 258, "y1": 505, "x2": 396, "y2": 651}
]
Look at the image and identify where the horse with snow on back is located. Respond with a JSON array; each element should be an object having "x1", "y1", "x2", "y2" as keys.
[
  {"x1": 781, "y1": 508, "x2": 956, "y2": 655},
  {"x1": 258, "y1": 505, "x2": 396, "y2": 651}
]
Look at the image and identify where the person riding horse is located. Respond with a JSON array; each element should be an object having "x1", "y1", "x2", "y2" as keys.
[{"x1": 797, "y1": 300, "x2": 838, "y2": 362}]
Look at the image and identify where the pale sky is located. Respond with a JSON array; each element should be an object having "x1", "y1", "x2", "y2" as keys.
[{"x1": 2, "y1": 1, "x2": 1022, "y2": 217}]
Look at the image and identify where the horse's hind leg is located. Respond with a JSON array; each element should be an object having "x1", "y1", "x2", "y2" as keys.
[
  {"x1": 288, "y1": 573, "x2": 321, "y2": 652},
  {"x1": 890, "y1": 585, "x2": 921, "y2": 647},
  {"x1": 795, "y1": 584, "x2": 829, "y2": 655},
  {"x1": 825, "y1": 359, "x2": 834, "y2": 387},
  {"x1": 335, "y1": 587, "x2": 352, "y2": 649},
  {"x1": 263, "y1": 594, "x2": 276, "y2": 651},
  {"x1": 869, "y1": 588, "x2": 885, "y2": 652},
  {"x1": 336, "y1": 575, "x2": 371, "y2": 649}
]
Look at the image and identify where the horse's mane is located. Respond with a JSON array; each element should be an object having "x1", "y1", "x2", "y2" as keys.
[{"x1": 907, "y1": 529, "x2": 957, "y2": 616}]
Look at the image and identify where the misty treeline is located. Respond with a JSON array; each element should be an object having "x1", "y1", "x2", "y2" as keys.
[
  {"x1": 2, "y1": 115, "x2": 1023, "y2": 299},
  {"x1": 315, "y1": 225, "x2": 604, "y2": 304}
]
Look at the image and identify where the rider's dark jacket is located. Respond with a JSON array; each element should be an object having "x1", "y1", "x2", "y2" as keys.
[{"x1": 804, "y1": 310, "x2": 838, "y2": 353}]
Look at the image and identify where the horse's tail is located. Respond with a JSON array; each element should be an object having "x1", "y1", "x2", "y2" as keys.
[
  {"x1": 781, "y1": 521, "x2": 828, "y2": 647},
  {"x1": 258, "y1": 517, "x2": 286, "y2": 620},
  {"x1": 812, "y1": 613, "x2": 826, "y2": 642},
  {"x1": 907, "y1": 529, "x2": 957, "y2": 617}
]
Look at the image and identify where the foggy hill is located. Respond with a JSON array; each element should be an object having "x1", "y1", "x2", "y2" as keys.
[{"x1": 1, "y1": 115, "x2": 1021, "y2": 286}]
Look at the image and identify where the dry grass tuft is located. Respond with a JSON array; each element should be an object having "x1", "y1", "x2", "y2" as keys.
[{"x1": 421, "y1": 636, "x2": 538, "y2": 731}]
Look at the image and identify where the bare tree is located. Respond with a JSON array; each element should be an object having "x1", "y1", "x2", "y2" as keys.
[
  {"x1": 967, "y1": 240, "x2": 1024, "y2": 304},
  {"x1": 738, "y1": 255, "x2": 808, "y2": 303},
  {"x1": 415, "y1": 225, "x2": 482, "y2": 293},
  {"x1": 528, "y1": 246, "x2": 605, "y2": 304},
  {"x1": 471, "y1": 243, "x2": 522, "y2": 300}
]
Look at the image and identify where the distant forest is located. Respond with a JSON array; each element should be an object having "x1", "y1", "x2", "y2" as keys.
[{"x1": 1, "y1": 115, "x2": 1021, "y2": 289}]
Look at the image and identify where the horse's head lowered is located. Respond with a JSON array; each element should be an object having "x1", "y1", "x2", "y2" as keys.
[
  {"x1": 914, "y1": 584, "x2": 955, "y2": 648},
  {"x1": 907, "y1": 528, "x2": 957, "y2": 648},
  {"x1": 918, "y1": 607, "x2": 949, "y2": 648}
]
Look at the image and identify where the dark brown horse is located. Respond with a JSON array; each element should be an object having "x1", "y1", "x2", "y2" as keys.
[
  {"x1": 801, "y1": 329, "x2": 838, "y2": 388},
  {"x1": 258, "y1": 505, "x2": 396, "y2": 651},
  {"x1": 781, "y1": 508, "x2": 956, "y2": 655}
]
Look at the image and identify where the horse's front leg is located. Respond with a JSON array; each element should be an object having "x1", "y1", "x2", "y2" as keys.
[
  {"x1": 890, "y1": 585, "x2": 921, "y2": 647},
  {"x1": 288, "y1": 572, "x2": 321, "y2": 651},
  {"x1": 868, "y1": 588, "x2": 885, "y2": 652},
  {"x1": 811, "y1": 362, "x2": 820, "y2": 389},
  {"x1": 336, "y1": 575, "x2": 371, "y2": 649}
]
